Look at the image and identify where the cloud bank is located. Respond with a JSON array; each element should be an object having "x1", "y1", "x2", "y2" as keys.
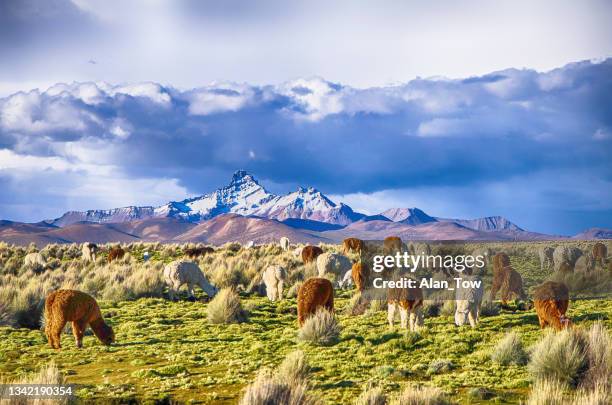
[{"x1": 1, "y1": 59, "x2": 611, "y2": 234}]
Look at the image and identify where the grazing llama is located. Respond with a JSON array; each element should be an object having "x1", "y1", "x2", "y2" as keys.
[
  {"x1": 163, "y1": 260, "x2": 218, "y2": 300},
  {"x1": 297, "y1": 278, "x2": 334, "y2": 326},
  {"x1": 44, "y1": 290, "x2": 114, "y2": 349},
  {"x1": 533, "y1": 281, "x2": 572, "y2": 330}
]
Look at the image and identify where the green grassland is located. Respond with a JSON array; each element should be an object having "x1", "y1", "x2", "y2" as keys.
[{"x1": 0, "y1": 241, "x2": 610, "y2": 404}]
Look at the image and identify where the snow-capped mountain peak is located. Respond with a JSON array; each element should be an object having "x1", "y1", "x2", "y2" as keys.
[{"x1": 51, "y1": 170, "x2": 362, "y2": 226}]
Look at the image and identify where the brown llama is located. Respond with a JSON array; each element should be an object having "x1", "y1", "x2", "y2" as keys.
[
  {"x1": 45, "y1": 290, "x2": 114, "y2": 349},
  {"x1": 383, "y1": 236, "x2": 402, "y2": 255},
  {"x1": 184, "y1": 246, "x2": 215, "y2": 259},
  {"x1": 297, "y1": 278, "x2": 334, "y2": 326},
  {"x1": 592, "y1": 242, "x2": 607, "y2": 268},
  {"x1": 301, "y1": 245, "x2": 324, "y2": 264},
  {"x1": 492, "y1": 252, "x2": 511, "y2": 274},
  {"x1": 107, "y1": 246, "x2": 125, "y2": 263},
  {"x1": 387, "y1": 279, "x2": 424, "y2": 331},
  {"x1": 491, "y1": 265, "x2": 527, "y2": 304},
  {"x1": 533, "y1": 281, "x2": 572, "y2": 330},
  {"x1": 343, "y1": 238, "x2": 364, "y2": 255},
  {"x1": 351, "y1": 262, "x2": 370, "y2": 292}
]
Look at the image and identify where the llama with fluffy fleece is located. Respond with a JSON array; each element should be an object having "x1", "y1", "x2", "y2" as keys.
[
  {"x1": 533, "y1": 281, "x2": 572, "y2": 330},
  {"x1": 163, "y1": 260, "x2": 218, "y2": 301},
  {"x1": 592, "y1": 242, "x2": 607, "y2": 268},
  {"x1": 279, "y1": 237, "x2": 290, "y2": 251},
  {"x1": 316, "y1": 252, "x2": 352, "y2": 280},
  {"x1": 184, "y1": 246, "x2": 214, "y2": 259},
  {"x1": 302, "y1": 245, "x2": 323, "y2": 264},
  {"x1": 455, "y1": 274, "x2": 484, "y2": 327},
  {"x1": 383, "y1": 236, "x2": 403, "y2": 255},
  {"x1": 262, "y1": 265, "x2": 287, "y2": 301},
  {"x1": 107, "y1": 246, "x2": 125, "y2": 263},
  {"x1": 342, "y1": 238, "x2": 364, "y2": 255},
  {"x1": 538, "y1": 246, "x2": 554, "y2": 271},
  {"x1": 351, "y1": 262, "x2": 369, "y2": 292},
  {"x1": 82, "y1": 242, "x2": 98, "y2": 263},
  {"x1": 387, "y1": 278, "x2": 424, "y2": 332},
  {"x1": 492, "y1": 252, "x2": 511, "y2": 274},
  {"x1": 491, "y1": 265, "x2": 527, "y2": 304},
  {"x1": 297, "y1": 278, "x2": 334, "y2": 326},
  {"x1": 24, "y1": 252, "x2": 46, "y2": 270},
  {"x1": 44, "y1": 290, "x2": 114, "y2": 349},
  {"x1": 553, "y1": 246, "x2": 582, "y2": 272}
]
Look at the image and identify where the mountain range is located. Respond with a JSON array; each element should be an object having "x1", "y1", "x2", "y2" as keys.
[{"x1": 1, "y1": 170, "x2": 608, "y2": 246}]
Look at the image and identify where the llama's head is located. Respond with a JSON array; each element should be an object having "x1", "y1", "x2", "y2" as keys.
[
  {"x1": 98, "y1": 322, "x2": 115, "y2": 345},
  {"x1": 559, "y1": 314, "x2": 573, "y2": 329}
]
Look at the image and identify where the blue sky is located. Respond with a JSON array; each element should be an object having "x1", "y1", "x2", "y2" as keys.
[{"x1": 1, "y1": 0, "x2": 611, "y2": 235}]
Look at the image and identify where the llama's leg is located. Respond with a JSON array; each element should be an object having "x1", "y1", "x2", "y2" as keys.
[
  {"x1": 187, "y1": 283, "x2": 196, "y2": 299},
  {"x1": 454, "y1": 308, "x2": 464, "y2": 326},
  {"x1": 266, "y1": 285, "x2": 275, "y2": 301},
  {"x1": 409, "y1": 311, "x2": 417, "y2": 332},
  {"x1": 538, "y1": 316, "x2": 547, "y2": 329},
  {"x1": 490, "y1": 282, "x2": 499, "y2": 302},
  {"x1": 277, "y1": 281, "x2": 284, "y2": 300},
  {"x1": 399, "y1": 307, "x2": 408, "y2": 329},
  {"x1": 387, "y1": 303, "x2": 396, "y2": 328},
  {"x1": 71, "y1": 320, "x2": 86, "y2": 348},
  {"x1": 468, "y1": 309, "x2": 477, "y2": 328},
  {"x1": 51, "y1": 319, "x2": 66, "y2": 349}
]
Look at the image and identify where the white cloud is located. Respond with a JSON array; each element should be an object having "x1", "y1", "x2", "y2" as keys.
[{"x1": 187, "y1": 83, "x2": 254, "y2": 115}]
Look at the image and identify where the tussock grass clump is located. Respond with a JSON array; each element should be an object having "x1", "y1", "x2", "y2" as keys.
[
  {"x1": 355, "y1": 385, "x2": 386, "y2": 405},
  {"x1": 206, "y1": 288, "x2": 247, "y2": 324},
  {"x1": 239, "y1": 370, "x2": 319, "y2": 405},
  {"x1": 526, "y1": 379, "x2": 566, "y2": 405},
  {"x1": 298, "y1": 308, "x2": 340, "y2": 346},
  {"x1": 277, "y1": 350, "x2": 310, "y2": 386},
  {"x1": 1, "y1": 362, "x2": 68, "y2": 404},
  {"x1": 528, "y1": 329, "x2": 588, "y2": 387},
  {"x1": 491, "y1": 332, "x2": 528, "y2": 365},
  {"x1": 390, "y1": 384, "x2": 452, "y2": 405},
  {"x1": 583, "y1": 322, "x2": 612, "y2": 389}
]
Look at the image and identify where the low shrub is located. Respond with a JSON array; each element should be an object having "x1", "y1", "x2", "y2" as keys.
[
  {"x1": 528, "y1": 329, "x2": 588, "y2": 387},
  {"x1": 491, "y1": 332, "x2": 528, "y2": 366},
  {"x1": 239, "y1": 370, "x2": 319, "y2": 405},
  {"x1": 298, "y1": 308, "x2": 340, "y2": 346},
  {"x1": 207, "y1": 288, "x2": 247, "y2": 324}
]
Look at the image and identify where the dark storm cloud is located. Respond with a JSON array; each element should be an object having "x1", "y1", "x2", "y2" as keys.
[{"x1": 1, "y1": 60, "x2": 611, "y2": 233}]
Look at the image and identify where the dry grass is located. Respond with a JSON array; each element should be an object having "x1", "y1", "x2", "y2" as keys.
[
  {"x1": 491, "y1": 332, "x2": 528, "y2": 366},
  {"x1": 297, "y1": 308, "x2": 341, "y2": 346},
  {"x1": 206, "y1": 287, "x2": 247, "y2": 324},
  {"x1": 389, "y1": 384, "x2": 452, "y2": 405},
  {"x1": 0, "y1": 362, "x2": 67, "y2": 405},
  {"x1": 355, "y1": 386, "x2": 387, "y2": 405}
]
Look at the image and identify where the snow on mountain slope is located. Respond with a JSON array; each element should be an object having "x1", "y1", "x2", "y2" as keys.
[{"x1": 51, "y1": 170, "x2": 363, "y2": 226}]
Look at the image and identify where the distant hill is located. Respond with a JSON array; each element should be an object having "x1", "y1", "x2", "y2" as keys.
[{"x1": 1, "y1": 170, "x2": 608, "y2": 246}]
